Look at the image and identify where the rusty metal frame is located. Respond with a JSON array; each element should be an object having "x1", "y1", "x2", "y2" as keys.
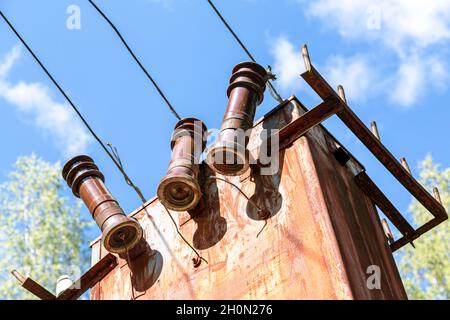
[
  {"x1": 278, "y1": 44, "x2": 447, "y2": 251},
  {"x1": 11, "y1": 270, "x2": 56, "y2": 300},
  {"x1": 56, "y1": 253, "x2": 117, "y2": 300},
  {"x1": 12, "y1": 253, "x2": 117, "y2": 300}
]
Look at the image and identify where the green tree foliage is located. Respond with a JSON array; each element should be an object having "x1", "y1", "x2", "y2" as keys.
[
  {"x1": 398, "y1": 155, "x2": 449, "y2": 300},
  {"x1": 0, "y1": 155, "x2": 92, "y2": 299}
]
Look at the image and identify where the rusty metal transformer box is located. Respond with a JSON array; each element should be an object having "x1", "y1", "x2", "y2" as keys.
[{"x1": 90, "y1": 96, "x2": 407, "y2": 300}]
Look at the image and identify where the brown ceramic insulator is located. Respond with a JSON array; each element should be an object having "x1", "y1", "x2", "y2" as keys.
[
  {"x1": 62, "y1": 155, "x2": 143, "y2": 254},
  {"x1": 157, "y1": 118, "x2": 207, "y2": 211},
  {"x1": 207, "y1": 61, "x2": 267, "y2": 176}
]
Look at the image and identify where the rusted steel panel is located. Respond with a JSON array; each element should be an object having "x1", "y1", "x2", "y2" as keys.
[
  {"x1": 303, "y1": 124, "x2": 407, "y2": 299},
  {"x1": 90, "y1": 96, "x2": 406, "y2": 300}
]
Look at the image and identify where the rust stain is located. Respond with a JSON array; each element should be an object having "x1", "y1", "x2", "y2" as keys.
[{"x1": 90, "y1": 96, "x2": 406, "y2": 300}]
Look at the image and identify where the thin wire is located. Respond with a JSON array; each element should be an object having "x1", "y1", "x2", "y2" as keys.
[
  {"x1": 161, "y1": 203, "x2": 209, "y2": 265},
  {"x1": 180, "y1": 216, "x2": 194, "y2": 227},
  {"x1": 87, "y1": 0, "x2": 182, "y2": 121},
  {"x1": 206, "y1": 0, "x2": 255, "y2": 62},
  {"x1": 0, "y1": 11, "x2": 204, "y2": 262},
  {"x1": 108, "y1": 143, "x2": 208, "y2": 262},
  {"x1": 209, "y1": 176, "x2": 263, "y2": 212},
  {"x1": 266, "y1": 66, "x2": 283, "y2": 104},
  {"x1": 0, "y1": 10, "x2": 141, "y2": 195},
  {"x1": 120, "y1": 235, "x2": 135, "y2": 300},
  {"x1": 210, "y1": 176, "x2": 269, "y2": 237},
  {"x1": 206, "y1": 0, "x2": 283, "y2": 103},
  {"x1": 267, "y1": 82, "x2": 283, "y2": 104},
  {"x1": 107, "y1": 143, "x2": 146, "y2": 203},
  {"x1": 257, "y1": 220, "x2": 268, "y2": 238}
]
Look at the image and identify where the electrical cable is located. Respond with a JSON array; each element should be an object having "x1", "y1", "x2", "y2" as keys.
[
  {"x1": 161, "y1": 203, "x2": 209, "y2": 265},
  {"x1": 0, "y1": 10, "x2": 202, "y2": 264},
  {"x1": 0, "y1": 10, "x2": 143, "y2": 200},
  {"x1": 210, "y1": 176, "x2": 270, "y2": 237},
  {"x1": 87, "y1": 0, "x2": 182, "y2": 120},
  {"x1": 206, "y1": 0, "x2": 283, "y2": 103},
  {"x1": 108, "y1": 143, "x2": 206, "y2": 263}
]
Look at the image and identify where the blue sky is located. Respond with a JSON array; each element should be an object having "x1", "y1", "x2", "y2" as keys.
[{"x1": 0, "y1": 0, "x2": 449, "y2": 243}]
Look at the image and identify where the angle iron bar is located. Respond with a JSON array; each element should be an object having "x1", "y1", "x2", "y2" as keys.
[
  {"x1": 299, "y1": 44, "x2": 447, "y2": 250},
  {"x1": 11, "y1": 270, "x2": 56, "y2": 300},
  {"x1": 56, "y1": 253, "x2": 118, "y2": 300}
]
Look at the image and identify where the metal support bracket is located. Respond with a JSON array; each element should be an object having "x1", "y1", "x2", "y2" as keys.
[
  {"x1": 12, "y1": 253, "x2": 117, "y2": 300},
  {"x1": 277, "y1": 44, "x2": 447, "y2": 251},
  {"x1": 11, "y1": 270, "x2": 56, "y2": 300}
]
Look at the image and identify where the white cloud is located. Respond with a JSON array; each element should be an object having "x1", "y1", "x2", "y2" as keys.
[
  {"x1": 147, "y1": 0, "x2": 175, "y2": 9},
  {"x1": 0, "y1": 46, "x2": 20, "y2": 78},
  {"x1": 269, "y1": 36, "x2": 374, "y2": 102},
  {"x1": 428, "y1": 57, "x2": 449, "y2": 90},
  {"x1": 269, "y1": 36, "x2": 305, "y2": 92},
  {"x1": 0, "y1": 46, "x2": 91, "y2": 156},
  {"x1": 283, "y1": 0, "x2": 450, "y2": 108},
  {"x1": 304, "y1": 0, "x2": 450, "y2": 53},
  {"x1": 388, "y1": 55, "x2": 449, "y2": 107},
  {"x1": 389, "y1": 56, "x2": 423, "y2": 107},
  {"x1": 324, "y1": 55, "x2": 374, "y2": 102}
]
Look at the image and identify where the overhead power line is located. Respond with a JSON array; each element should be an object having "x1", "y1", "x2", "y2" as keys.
[
  {"x1": 0, "y1": 10, "x2": 205, "y2": 262},
  {"x1": 0, "y1": 10, "x2": 147, "y2": 203},
  {"x1": 206, "y1": 0, "x2": 256, "y2": 63},
  {"x1": 84, "y1": 2, "x2": 207, "y2": 259},
  {"x1": 206, "y1": 0, "x2": 283, "y2": 103},
  {"x1": 87, "y1": 0, "x2": 182, "y2": 121}
]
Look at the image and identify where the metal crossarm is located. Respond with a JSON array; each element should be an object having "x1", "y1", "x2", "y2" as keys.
[
  {"x1": 279, "y1": 44, "x2": 447, "y2": 251},
  {"x1": 11, "y1": 253, "x2": 117, "y2": 300},
  {"x1": 56, "y1": 253, "x2": 118, "y2": 300},
  {"x1": 11, "y1": 270, "x2": 56, "y2": 300}
]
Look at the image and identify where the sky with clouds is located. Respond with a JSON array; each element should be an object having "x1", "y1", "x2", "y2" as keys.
[
  {"x1": 0, "y1": 46, "x2": 91, "y2": 156},
  {"x1": 0, "y1": 0, "x2": 449, "y2": 242}
]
